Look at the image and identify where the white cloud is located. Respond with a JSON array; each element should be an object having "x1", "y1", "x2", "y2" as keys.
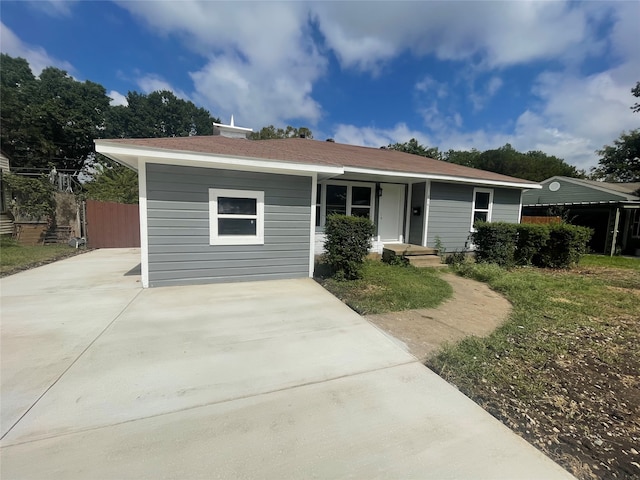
[
  {"x1": 28, "y1": 0, "x2": 78, "y2": 17},
  {"x1": 0, "y1": 22, "x2": 73, "y2": 75},
  {"x1": 313, "y1": 1, "x2": 591, "y2": 73},
  {"x1": 332, "y1": 123, "x2": 432, "y2": 149},
  {"x1": 118, "y1": 1, "x2": 325, "y2": 128},
  {"x1": 136, "y1": 74, "x2": 189, "y2": 100},
  {"x1": 108, "y1": 90, "x2": 128, "y2": 107}
]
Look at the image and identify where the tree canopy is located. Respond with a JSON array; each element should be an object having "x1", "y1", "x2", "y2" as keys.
[
  {"x1": 105, "y1": 90, "x2": 217, "y2": 139},
  {"x1": 593, "y1": 129, "x2": 640, "y2": 182},
  {"x1": 249, "y1": 125, "x2": 313, "y2": 140},
  {"x1": 387, "y1": 138, "x2": 441, "y2": 160},
  {"x1": 388, "y1": 138, "x2": 582, "y2": 182},
  {"x1": 592, "y1": 81, "x2": 640, "y2": 182},
  {"x1": 0, "y1": 54, "x2": 111, "y2": 172},
  {"x1": 0, "y1": 54, "x2": 219, "y2": 176}
]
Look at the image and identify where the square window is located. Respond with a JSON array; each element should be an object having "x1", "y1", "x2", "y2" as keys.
[
  {"x1": 352, "y1": 186, "x2": 372, "y2": 206},
  {"x1": 209, "y1": 189, "x2": 264, "y2": 245}
]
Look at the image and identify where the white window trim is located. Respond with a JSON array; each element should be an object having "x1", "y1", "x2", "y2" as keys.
[
  {"x1": 470, "y1": 187, "x2": 494, "y2": 231},
  {"x1": 209, "y1": 188, "x2": 264, "y2": 245},
  {"x1": 318, "y1": 181, "x2": 375, "y2": 227}
]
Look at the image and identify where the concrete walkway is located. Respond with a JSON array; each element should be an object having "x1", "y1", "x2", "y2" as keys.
[{"x1": 0, "y1": 249, "x2": 574, "y2": 479}]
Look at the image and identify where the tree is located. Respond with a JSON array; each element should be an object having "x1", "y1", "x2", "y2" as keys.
[
  {"x1": 83, "y1": 160, "x2": 139, "y2": 204},
  {"x1": 387, "y1": 138, "x2": 441, "y2": 159},
  {"x1": 592, "y1": 81, "x2": 640, "y2": 182},
  {"x1": 593, "y1": 129, "x2": 640, "y2": 182},
  {"x1": 469, "y1": 144, "x2": 582, "y2": 182},
  {"x1": 249, "y1": 125, "x2": 313, "y2": 140},
  {"x1": 0, "y1": 55, "x2": 112, "y2": 173},
  {"x1": 105, "y1": 90, "x2": 218, "y2": 139},
  {"x1": 386, "y1": 136, "x2": 581, "y2": 181},
  {"x1": 632, "y1": 81, "x2": 640, "y2": 113}
]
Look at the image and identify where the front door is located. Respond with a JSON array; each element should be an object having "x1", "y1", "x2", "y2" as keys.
[{"x1": 378, "y1": 183, "x2": 405, "y2": 243}]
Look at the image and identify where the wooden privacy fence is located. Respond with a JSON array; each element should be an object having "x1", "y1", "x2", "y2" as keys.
[
  {"x1": 86, "y1": 200, "x2": 140, "y2": 248},
  {"x1": 521, "y1": 216, "x2": 562, "y2": 225}
]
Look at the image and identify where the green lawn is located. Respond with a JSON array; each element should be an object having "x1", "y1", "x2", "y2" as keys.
[
  {"x1": 0, "y1": 238, "x2": 85, "y2": 276},
  {"x1": 427, "y1": 261, "x2": 640, "y2": 479},
  {"x1": 579, "y1": 253, "x2": 640, "y2": 270},
  {"x1": 318, "y1": 260, "x2": 452, "y2": 315}
]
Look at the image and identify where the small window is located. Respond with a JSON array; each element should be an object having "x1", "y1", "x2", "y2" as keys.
[
  {"x1": 632, "y1": 210, "x2": 640, "y2": 239},
  {"x1": 471, "y1": 188, "x2": 493, "y2": 230},
  {"x1": 209, "y1": 189, "x2": 264, "y2": 245},
  {"x1": 315, "y1": 185, "x2": 322, "y2": 227},
  {"x1": 326, "y1": 184, "x2": 347, "y2": 216}
]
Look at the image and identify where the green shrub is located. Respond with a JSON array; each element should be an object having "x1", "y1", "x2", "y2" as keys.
[
  {"x1": 515, "y1": 223, "x2": 550, "y2": 266},
  {"x1": 4, "y1": 174, "x2": 55, "y2": 221},
  {"x1": 537, "y1": 223, "x2": 592, "y2": 268},
  {"x1": 472, "y1": 222, "x2": 518, "y2": 267},
  {"x1": 324, "y1": 214, "x2": 375, "y2": 280}
]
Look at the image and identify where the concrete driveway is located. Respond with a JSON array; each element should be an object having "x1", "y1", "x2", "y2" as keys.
[{"x1": 1, "y1": 249, "x2": 574, "y2": 479}]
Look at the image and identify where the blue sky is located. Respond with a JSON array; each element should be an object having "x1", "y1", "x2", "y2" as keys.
[{"x1": 1, "y1": 1, "x2": 639, "y2": 171}]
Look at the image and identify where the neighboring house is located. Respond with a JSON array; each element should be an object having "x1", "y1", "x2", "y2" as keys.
[
  {"x1": 0, "y1": 151, "x2": 14, "y2": 236},
  {"x1": 522, "y1": 176, "x2": 640, "y2": 256},
  {"x1": 95, "y1": 122, "x2": 539, "y2": 287}
]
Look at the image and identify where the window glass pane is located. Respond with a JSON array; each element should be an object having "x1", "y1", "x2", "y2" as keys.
[
  {"x1": 218, "y1": 197, "x2": 256, "y2": 215},
  {"x1": 218, "y1": 218, "x2": 257, "y2": 235},
  {"x1": 351, "y1": 186, "x2": 371, "y2": 206},
  {"x1": 326, "y1": 185, "x2": 347, "y2": 216},
  {"x1": 351, "y1": 207, "x2": 370, "y2": 218},
  {"x1": 473, "y1": 212, "x2": 488, "y2": 223},
  {"x1": 316, "y1": 205, "x2": 321, "y2": 227},
  {"x1": 475, "y1": 192, "x2": 490, "y2": 210},
  {"x1": 316, "y1": 185, "x2": 321, "y2": 203}
]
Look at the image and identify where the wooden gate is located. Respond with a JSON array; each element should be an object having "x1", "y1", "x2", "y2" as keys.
[{"x1": 85, "y1": 200, "x2": 140, "y2": 248}]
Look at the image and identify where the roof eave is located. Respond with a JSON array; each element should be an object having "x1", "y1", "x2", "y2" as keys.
[
  {"x1": 94, "y1": 141, "x2": 344, "y2": 176},
  {"x1": 343, "y1": 167, "x2": 541, "y2": 189}
]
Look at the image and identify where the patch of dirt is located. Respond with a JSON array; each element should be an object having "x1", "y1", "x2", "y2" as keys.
[
  {"x1": 366, "y1": 273, "x2": 512, "y2": 361},
  {"x1": 467, "y1": 315, "x2": 640, "y2": 480}
]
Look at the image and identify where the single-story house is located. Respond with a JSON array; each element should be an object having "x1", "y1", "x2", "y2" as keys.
[
  {"x1": 1, "y1": 151, "x2": 14, "y2": 236},
  {"x1": 522, "y1": 176, "x2": 640, "y2": 256},
  {"x1": 95, "y1": 122, "x2": 539, "y2": 287}
]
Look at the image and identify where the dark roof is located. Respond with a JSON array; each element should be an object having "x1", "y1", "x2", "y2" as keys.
[
  {"x1": 578, "y1": 179, "x2": 640, "y2": 196},
  {"x1": 98, "y1": 136, "x2": 537, "y2": 185}
]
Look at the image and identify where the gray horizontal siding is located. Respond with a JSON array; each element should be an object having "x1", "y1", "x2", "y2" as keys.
[
  {"x1": 427, "y1": 183, "x2": 473, "y2": 251},
  {"x1": 492, "y1": 188, "x2": 521, "y2": 222},
  {"x1": 427, "y1": 182, "x2": 522, "y2": 251},
  {"x1": 146, "y1": 163, "x2": 311, "y2": 287},
  {"x1": 523, "y1": 178, "x2": 625, "y2": 205}
]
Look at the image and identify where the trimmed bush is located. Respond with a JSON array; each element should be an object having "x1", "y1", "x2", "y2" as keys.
[
  {"x1": 515, "y1": 223, "x2": 549, "y2": 266},
  {"x1": 472, "y1": 222, "x2": 592, "y2": 269},
  {"x1": 472, "y1": 222, "x2": 518, "y2": 267},
  {"x1": 537, "y1": 223, "x2": 593, "y2": 268},
  {"x1": 324, "y1": 214, "x2": 375, "y2": 280}
]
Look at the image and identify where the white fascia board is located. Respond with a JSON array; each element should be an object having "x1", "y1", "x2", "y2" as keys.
[
  {"x1": 343, "y1": 167, "x2": 542, "y2": 190},
  {"x1": 94, "y1": 142, "x2": 344, "y2": 177}
]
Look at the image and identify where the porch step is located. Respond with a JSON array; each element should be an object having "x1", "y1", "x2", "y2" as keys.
[
  {"x1": 383, "y1": 244, "x2": 438, "y2": 256},
  {"x1": 407, "y1": 255, "x2": 445, "y2": 268},
  {"x1": 44, "y1": 225, "x2": 73, "y2": 245},
  {"x1": 382, "y1": 244, "x2": 446, "y2": 268},
  {"x1": 0, "y1": 213, "x2": 14, "y2": 236}
]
